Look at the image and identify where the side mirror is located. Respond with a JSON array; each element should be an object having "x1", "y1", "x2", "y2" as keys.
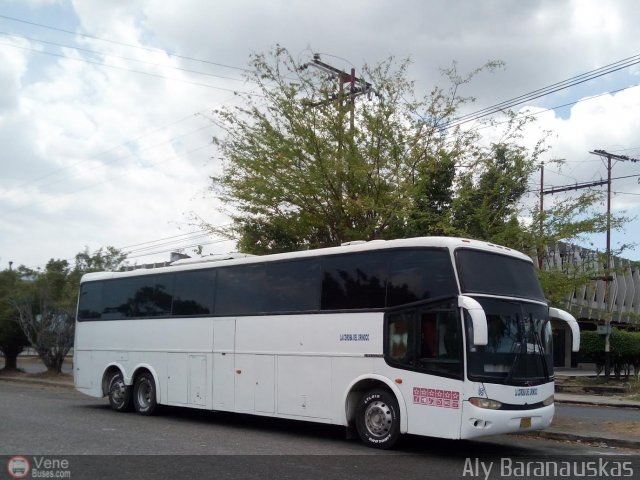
[
  {"x1": 549, "y1": 307, "x2": 580, "y2": 352},
  {"x1": 458, "y1": 296, "x2": 488, "y2": 346}
]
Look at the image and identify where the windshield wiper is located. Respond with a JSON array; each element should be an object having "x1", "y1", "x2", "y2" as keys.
[
  {"x1": 503, "y1": 341, "x2": 523, "y2": 385},
  {"x1": 531, "y1": 319, "x2": 550, "y2": 381}
]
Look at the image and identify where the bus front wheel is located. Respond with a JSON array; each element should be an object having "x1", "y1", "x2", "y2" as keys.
[
  {"x1": 107, "y1": 372, "x2": 132, "y2": 412},
  {"x1": 355, "y1": 388, "x2": 401, "y2": 449},
  {"x1": 133, "y1": 372, "x2": 158, "y2": 416}
]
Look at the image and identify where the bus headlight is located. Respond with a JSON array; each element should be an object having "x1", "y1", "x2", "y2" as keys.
[
  {"x1": 469, "y1": 397, "x2": 502, "y2": 410},
  {"x1": 543, "y1": 395, "x2": 554, "y2": 406}
]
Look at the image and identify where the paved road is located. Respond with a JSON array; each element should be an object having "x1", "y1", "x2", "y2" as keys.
[{"x1": 1, "y1": 382, "x2": 638, "y2": 479}]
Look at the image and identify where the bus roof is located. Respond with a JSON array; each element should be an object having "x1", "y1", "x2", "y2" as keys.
[{"x1": 80, "y1": 236, "x2": 532, "y2": 283}]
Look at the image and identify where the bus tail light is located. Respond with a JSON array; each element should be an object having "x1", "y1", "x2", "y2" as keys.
[{"x1": 469, "y1": 397, "x2": 502, "y2": 410}]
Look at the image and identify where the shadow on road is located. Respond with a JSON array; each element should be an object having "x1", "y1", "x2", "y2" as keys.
[{"x1": 77, "y1": 400, "x2": 536, "y2": 457}]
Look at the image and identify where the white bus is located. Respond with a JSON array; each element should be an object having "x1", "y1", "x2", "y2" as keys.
[{"x1": 74, "y1": 236, "x2": 579, "y2": 449}]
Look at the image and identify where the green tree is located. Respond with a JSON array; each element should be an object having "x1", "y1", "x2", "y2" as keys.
[
  {"x1": 449, "y1": 142, "x2": 538, "y2": 246},
  {"x1": 0, "y1": 269, "x2": 28, "y2": 370},
  {"x1": 74, "y1": 246, "x2": 128, "y2": 274},
  {"x1": 210, "y1": 47, "x2": 531, "y2": 253},
  {"x1": 12, "y1": 260, "x2": 77, "y2": 373},
  {"x1": 10, "y1": 247, "x2": 127, "y2": 373},
  {"x1": 208, "y1": 45, "x2": 629, "y2": 306},
  {"x1": 527, "y1": 183, "x2": 630, "y2": 309}
]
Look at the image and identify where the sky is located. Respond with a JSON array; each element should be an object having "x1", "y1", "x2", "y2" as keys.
[{"x1": 1, "y1": 0, "x2": 640, "y2": 270}]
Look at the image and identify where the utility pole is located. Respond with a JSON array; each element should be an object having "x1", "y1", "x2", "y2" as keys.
[
  {"x1": 538, "y1": 162, "x2": 544, "y2": 269},
  {"x1": 300, "y1": 54, "x2": 376, "y2": 129},
  {"x1": 299, "y1": 55, "x2": 376, "y2": 239},
  {"x1": 540, "y1": 167, "x2": 609, "y2": 373},
  {"x1": 588, "y1": 149, "x2": 640, "y2": 378}
]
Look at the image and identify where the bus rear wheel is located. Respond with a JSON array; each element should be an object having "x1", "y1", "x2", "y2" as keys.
[
  {"x1": 107, "y1": 372, "x2": 132, "y2": 412},
  {"x1": 355, "y1": 388, "x2": 401, "y2": 449},
  {"x1": 133, "y1": 372, "x2": 158, "y2": 416}
]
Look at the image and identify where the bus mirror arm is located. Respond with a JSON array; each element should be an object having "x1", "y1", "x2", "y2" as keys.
[
  {"x1": 549, "y1": 307, "x2": 580, "y2": 352},
  {"x1": 458, "y1": 296, "x2": 488, "y2": 346}
]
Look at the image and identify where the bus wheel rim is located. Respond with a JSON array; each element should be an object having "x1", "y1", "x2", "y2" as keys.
[
  {"x1": 111, "y1": 377, "x2": 125, "y2": 404},
  {"x1": 364, "y1": 400, "x2": 392, "y2": 437},
  {"x1": 138, "y1": 380, "x2": 151, "y2": 407}
]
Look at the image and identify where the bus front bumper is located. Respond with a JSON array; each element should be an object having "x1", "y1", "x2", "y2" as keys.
[{"x1": 460, "y1": 402, "x2": 554, "y2": 439}]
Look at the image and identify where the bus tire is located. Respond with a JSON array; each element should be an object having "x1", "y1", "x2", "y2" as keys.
[
  {"x1": 133, "y1": 372, "x2": 158, "y2": 416},
  {"x1": 107, "y1": 372, "x2": 132, "y2": 412},
  {"x1": 355, "y1": 388, "x2": 401, "y2": 449}
]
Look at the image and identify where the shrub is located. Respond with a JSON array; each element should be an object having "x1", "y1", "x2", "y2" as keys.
[{"x1": 581, "y1": 329, "x2": 640, "y2": 379}]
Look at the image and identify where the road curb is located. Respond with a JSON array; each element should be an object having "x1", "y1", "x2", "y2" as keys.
[
  {"x1": 556, "y1": 399, "x2": 640, "y2": 410},
  {"x1": 526, "y1": 430, "x2": 640, "y2": 450},
  {"x1": 0, "y1": 375, "x2": 74, "y2": 389}
]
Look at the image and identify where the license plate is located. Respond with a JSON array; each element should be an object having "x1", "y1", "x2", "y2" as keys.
[{"x1": 520, "y1": 417, "x2": 532, "y2": 429}]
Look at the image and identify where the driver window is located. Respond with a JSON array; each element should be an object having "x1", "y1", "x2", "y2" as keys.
[
  {"x1": 388, "y1": 313, "x2": 413, "y2": 362},
  {"x1": 417, "y1": 305, "x2": 462, "y2": 378},
  {"x1": 385, "y1": 300, "x2": 462, "y2": 379},
  {"x1": 420, "y1": 310, "x2": 460, "y2": 360}
]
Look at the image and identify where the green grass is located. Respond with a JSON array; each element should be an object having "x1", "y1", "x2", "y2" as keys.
[{"x1": 562, "y1": 376, "x2": 640, "y2": 397}]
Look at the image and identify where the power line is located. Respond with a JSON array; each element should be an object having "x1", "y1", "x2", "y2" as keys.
[
  {"x1": 471, "y1": 82, "x2": 640, "y2": 134},
  {"x1": 24, "y1": 228, "x2": 236, "y2": 270},
  {"x1": 526, "y1": 173, "x2": 640, "y2": 194},
  {"x1": 125, "y1": 233, "x2": 216, "y2": 255},
  {"x1": 0, "y1": 31, "x2": 249, "y2": 83},
  {"x1": 0, "y1": 13, "x2": 250, "y2": 73},
  {"x1": 542, "y1": 179, "x2": 608, "y2": 195},
  {"x1": 117, "y1": 229, "x2": 212, "y2": 250},
  {"x1": 612, "y1": 191, "x2": 640, "y2": 196},
  {"x1": 545, "y1": 168, "x2": 580, "y2": 183},
  {"x1": 0, "y1": 40, "x2": 248, "y2": 93},
  {"x1": 5, "y1": 75, "x2": 254, "y2": 194},
  {"x1": 0, "y1": 142, "x2": 214, "y2": 219},
  {"x1": 4, "y1": 112, "x2": 208, "y2": 193},
  {"x1": 126, "y1": 238, "x2": 233, "y2": 260},
  {"x1": 439, "y1": 52, "x2": 640, "y2": 130},
  {"x1": 0, "y1": 121, "x2": 215, "y2": 203}
]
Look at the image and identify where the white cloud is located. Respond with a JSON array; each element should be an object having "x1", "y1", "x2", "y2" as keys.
[
  {"x1": 2, "y1": 0, "x2": 640, "y2": 268},
  {"x1": 0, "y1": 36, "x2": 30, "y2": 113}
]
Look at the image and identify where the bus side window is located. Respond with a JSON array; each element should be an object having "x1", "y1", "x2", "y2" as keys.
[
  {"x1": 420, "y1": 310, "x2": 460, "y2": 359},
  {"x1": 440, "y1": 311, "x2": 461, "y2": 359},
  {"x1": 387, "y1": 313, "x2": 413, "y2": 362},
  {"x1": 420, "y1": 313, "x2": 437, "y2": 358},
  {"x1": 417, "y1": 305, "x2": 462, "y2": 378}
]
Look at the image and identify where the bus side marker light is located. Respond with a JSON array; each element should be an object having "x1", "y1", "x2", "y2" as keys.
[
  {"x1": 395, "y1": 378, "x2": 403, "y2": 384},
  {"x1": 236, "y1": 369, "x2": 242, "y2": 374}
]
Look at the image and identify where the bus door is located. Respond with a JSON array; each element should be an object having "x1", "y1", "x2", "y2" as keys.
[{"x1": 386, "y1": 299, "x2": 464, "y2": 438}]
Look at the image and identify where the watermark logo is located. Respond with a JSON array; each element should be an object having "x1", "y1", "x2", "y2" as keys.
[
  {"x1": 462, "y1": 457, "x2": 635, "y2": 479},
  {"x1": 7, "y1": 456, "x2": 72, "y2": 479},
  {"x1": 7, "y1": 456, "x2": 30, "y2": 479}
]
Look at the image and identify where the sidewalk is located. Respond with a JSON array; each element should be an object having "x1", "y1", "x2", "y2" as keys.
[
  {"x1": 1, "y1": 368, "x2": 640, "y2": 450},
  {"x1": 524, "y1": 392, "x2": 640, "y2": 450}
]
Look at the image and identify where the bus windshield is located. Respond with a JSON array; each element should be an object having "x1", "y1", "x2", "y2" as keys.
[
  {"x1": 465, "y1": 298, "x2": 553, "y2": 386},
  {"x1": 456, "y1": 249, "x2": 545, "y2": 301}
]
